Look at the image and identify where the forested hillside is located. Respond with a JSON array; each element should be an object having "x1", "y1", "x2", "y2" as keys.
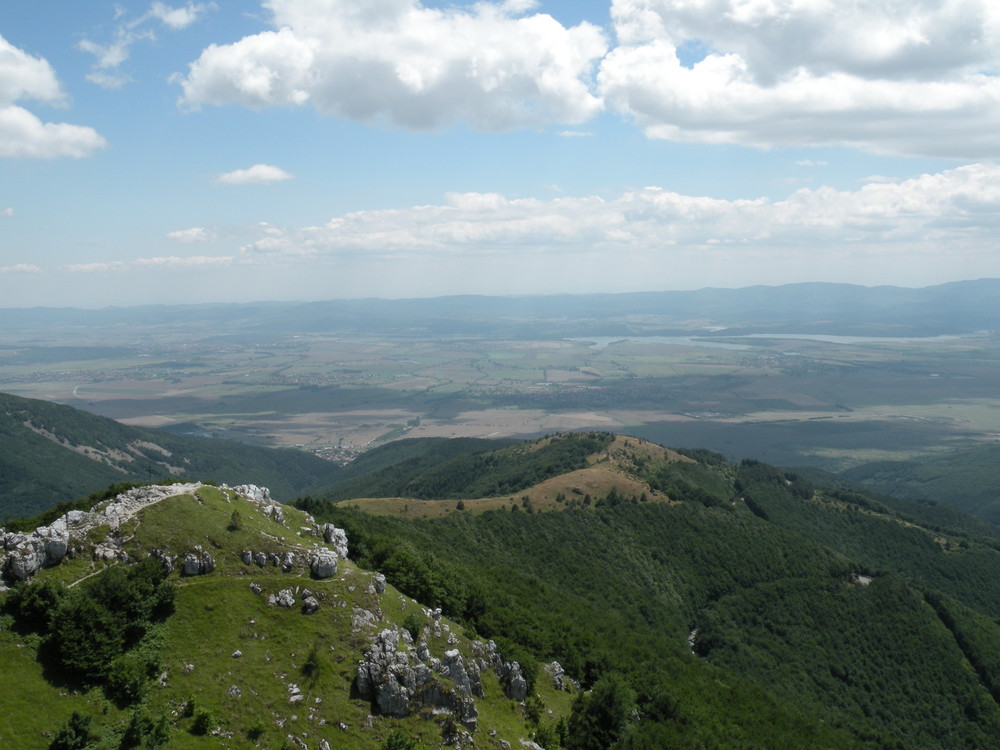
[
  {"x1": 7, "y1": 427, "x2": 1000, "y2": 748},
  {"x1": 842, "y1": 444, "x2": 1000, "y2": 524},
  {"x1": 296, "y1": 438, "x2": 1000, "y2": 749},
  {"x1": 0, "y1": 392, "x2": 343, "y2": 520}
]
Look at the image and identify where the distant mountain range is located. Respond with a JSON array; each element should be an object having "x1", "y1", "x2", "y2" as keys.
[{"x1": 3, "y1": 278, "x2": 1000, "y2": 338}]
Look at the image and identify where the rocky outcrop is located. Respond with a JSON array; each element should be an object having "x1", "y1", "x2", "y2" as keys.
[
  {"x1": 150, "y1": 548, "x2": 178, "y2": 574},
  {"x1": 231, "y1": 484, "x2": 272, "y2": 505},
  {"x1": 1, "y1": 516, "x2": 70, "y2": 582},
  {"x1": 182, "y1": 546, "x2": 217, "y2": 576},
  {"x1": 1, "y1": 482, "x2": 203, "y2": 584},
  {"x1": 321, "y1": 523, "x2": 349, "y2": 559},
  {"x1": 269, "y1": 588, "x2": 296, "y2": 608},
  {"x1": 472, "y1": 640, "x2": 528, "y2": 701},
  {"x1": 543, "y1": 661, "x2": 568, "y2": 690},
  {"x1": 356, "y1": 628, "x2": 479, "y2": 730}
]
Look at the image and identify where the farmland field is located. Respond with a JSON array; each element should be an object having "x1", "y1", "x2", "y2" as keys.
[{"x1": 3, "y1": 310, "x2": 999, "y2": 470}]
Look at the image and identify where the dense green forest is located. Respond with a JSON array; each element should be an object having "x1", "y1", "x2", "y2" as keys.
[{"x1": 843, "y1": 444, "x2": 1000, "y2": 524}]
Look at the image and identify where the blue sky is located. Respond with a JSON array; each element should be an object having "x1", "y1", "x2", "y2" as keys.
[{"x1": 1, "y1": 0, "x2": 998, "y2": 307}]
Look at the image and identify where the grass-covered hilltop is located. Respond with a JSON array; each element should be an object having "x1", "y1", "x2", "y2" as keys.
[{"x1": 7, "y1": 429, "x2": 1000, "y2": 748}]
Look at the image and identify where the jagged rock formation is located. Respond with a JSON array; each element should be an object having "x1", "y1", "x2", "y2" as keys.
[
  {"x1": 473, "y1": 640, "x2": 528, "y2": 701},
  {"x1": 269, "y1": 588, "x2": 296, "y2": 608},
  {"x1": 354, "y1": 610, "x2": 534, "y2": 734},
  {"x1": 1, "y1": 520, "x2": 69, "y2": 582},
  {"x1": 356, "y1": 628, "x2": 479, "y2": 730},
  {"x1": 543, "y1": 661, "x2": 573, "y2": 691},
  {"x1": 321, "y1": 523, "x2": 349, "y2": 559},
  {"x1": 182, "y1": 546, "x2": 217, "y2": 576}
]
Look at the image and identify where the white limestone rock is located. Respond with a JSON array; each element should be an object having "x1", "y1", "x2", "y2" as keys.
[
  {"x1": 269, "y1": 588, "x2": 296, "y2": 608},
  {"x1": 321, "y1": 523, "x2": 349, "y2": 559},
  {"x1": 310, "y1": 549, "x2": 338, "y2": 579}
]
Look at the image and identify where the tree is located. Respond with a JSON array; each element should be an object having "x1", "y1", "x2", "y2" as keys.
[
  {"x1": 49, "y1": 711, "x2": 93, "y2": 750},
  {"x1": 566, "y1": 673, "x2": 635, "y2": 750}
]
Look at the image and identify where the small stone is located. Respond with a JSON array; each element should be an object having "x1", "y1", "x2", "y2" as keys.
[{"x1": 232, "y1": 650, "x2": 243, "y2": 659}]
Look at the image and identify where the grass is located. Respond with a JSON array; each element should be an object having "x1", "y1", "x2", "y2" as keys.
[{"x1": 0, "y1": 631, "x2": 114, "y2": 749}]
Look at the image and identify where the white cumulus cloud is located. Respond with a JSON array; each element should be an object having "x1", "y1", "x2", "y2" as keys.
[
  {"x1": 149, "y1": 2, "x2": 212, "y2": 30},
  {"x1": 0, "y1": 36, "x2": 106, "y2": 159},
  {"x1": 176, "y1": 0, "x2": 606, "y2": 131},
  {"x1": 600, "y1": 0, "x2": 1000, "y2": 158},
  {"x1": 167, "y1": 226, "x2": 210, "y2": 242},
  {"x1": 215, "y1": 164, "x2": 294, "y2": 185}
]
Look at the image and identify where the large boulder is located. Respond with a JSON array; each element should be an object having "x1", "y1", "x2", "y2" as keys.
[{"x1": 310, "y1": 550, "x2": 338, "y2": 579}]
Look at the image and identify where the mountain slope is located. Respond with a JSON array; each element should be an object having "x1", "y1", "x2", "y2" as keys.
[
  {"x1": 301, "y1": 436, "x2": 1000, "y2": 749},
  {"x1": 8, "y1": 433, "x2": 1000, "y2": 748},
  {"x1": 1, "y1": 484, "x2": 558, "y2": 749},
  {"x1": 0, "y1": 392, "x2": 343, "y2": 521},
  {"x1": 841, "y1": 444, "x2": 1000, "y2": 524}
]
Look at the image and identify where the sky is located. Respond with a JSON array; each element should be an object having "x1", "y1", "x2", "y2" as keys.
[{"x1": 2, "y1": 0, "x2": 1000, "y2": 308}]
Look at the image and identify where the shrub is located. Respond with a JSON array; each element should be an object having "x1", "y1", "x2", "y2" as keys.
[
  {"x1": 403, "y1": 612, "x2": 424, "y2": 642},
  {"x1": 191, "y1": 708, "x2": 215, "y2": 735},
  {"x1": 381, "y1": 730, "x2": 417, "y2": 750}
]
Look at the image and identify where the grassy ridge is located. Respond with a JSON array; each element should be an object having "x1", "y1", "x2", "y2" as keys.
[{"x1": 322, "y1": 432, "x2": 614, "y2": 502}]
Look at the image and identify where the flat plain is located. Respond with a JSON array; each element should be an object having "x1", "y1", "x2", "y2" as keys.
[{"x1": 3, "y1": 309, "x2": 998, "y2": 471}]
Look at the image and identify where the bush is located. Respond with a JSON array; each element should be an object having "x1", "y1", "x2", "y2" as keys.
[
  {"x1": 49, "y1": 711, "x2": 93, "y2": 750},
  {"x1": 247, "y1": 719, "x2": 267, "y2": 741},
  {"x1": 403, "y1": 612, "x2": 424, "y2": 642},
  {"x1": 119, "y1": 710, "x2": 153, "y2": 749},
  {"x1": 107, "y1": 648, "x2": 157, "y2": 706},
  {"x1": 191, "y1": 708, "x2": 215, "y2": 735},
  {"x1": 381, "y1": 730, "x2": 417, "y2": 750},
  {"x1": 302, "y1": 641, "x2": 323, "y2": 681}
]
